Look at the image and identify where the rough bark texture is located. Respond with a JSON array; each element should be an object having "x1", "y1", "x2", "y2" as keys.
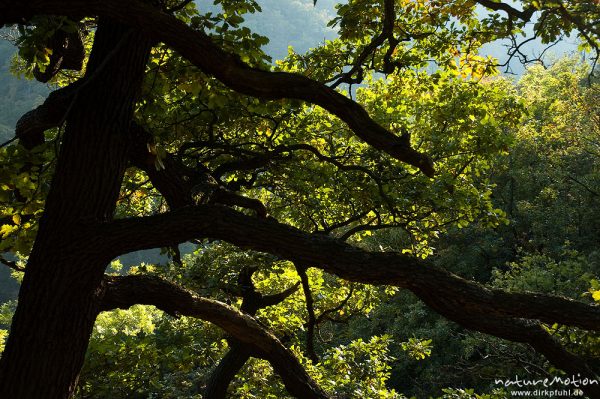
[
  {"x1": 0, "y1": 21, "x2": 151, "y2": 399},
  {"x1": 99, "y1": 205, "x2": 600, "y2": 332}
]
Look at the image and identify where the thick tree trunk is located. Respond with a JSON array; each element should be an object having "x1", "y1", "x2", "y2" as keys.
[{"x1": 0, "y1": 21, "x2": 151, "y2": 399}]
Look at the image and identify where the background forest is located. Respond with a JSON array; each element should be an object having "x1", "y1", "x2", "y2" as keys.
[{"x1": 1, "y1": 0, "x2": 600, "y2": 398}]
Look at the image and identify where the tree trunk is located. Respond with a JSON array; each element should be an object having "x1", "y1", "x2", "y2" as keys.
[
  {"x1": 204, "y1": 343, "x2": 253, "y2": 399},
  {"x1": 0, "y1": 21, "x2": 151, "y2": 399}
]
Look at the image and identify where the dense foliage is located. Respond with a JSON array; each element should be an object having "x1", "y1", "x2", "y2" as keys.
[{"x1": 1, "y1": 1, "x2": 600, "y2": 398}]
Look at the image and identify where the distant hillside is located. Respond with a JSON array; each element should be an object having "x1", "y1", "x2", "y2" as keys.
[
  {"x1": 243, "y1": 0, "x2": 338, "y2": 59},
  {"x1": 0, "y1": 39, "x2": 49, "y2": 142}
]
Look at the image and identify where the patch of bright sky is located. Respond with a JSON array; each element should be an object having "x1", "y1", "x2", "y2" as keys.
[
  {"x1": 474, "y1": 3, "x2": 582, "y2": 76},
  {"x1": 196, "y1": 0, "x2": 584, "y2": 76},
  {"x1": 196, "y1": 0, "x2": 339, "y2": 60}
]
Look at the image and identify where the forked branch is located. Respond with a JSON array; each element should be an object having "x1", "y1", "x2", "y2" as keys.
[{"x1": 100, "y1": 274, "x2": 329, "y2": 399}]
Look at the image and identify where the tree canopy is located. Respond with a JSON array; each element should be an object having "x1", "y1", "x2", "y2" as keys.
[{"x1": 0, "y1": 1, "x2": 599, "y2": 398}]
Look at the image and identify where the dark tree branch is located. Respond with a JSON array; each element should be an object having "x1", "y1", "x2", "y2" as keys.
[
  {"x1": 475, "y1": 0, "x2": 536, "y2": 22},
  {"x1": 99, "y1": 274, "x2": 329, "y2": 399},
  {"x1": 205, "y1": 267, "x2": 300, "y2": 398},
  {"x1": 0, "y1": 0, "x2": 434, "y2": 177},
  {"x1": 14, "y1": 25, "x2": 148, "y2": 150},
  {"x1": 204, "y1": 342, "x2": 252, "y2": 399},
  {"x1": 319, "y1": 211, "x2": 371, "y2": 235},
  {"x1": 166, "y1": 0, "x2": 193, "y2": 13},
  {"x1": 212, "y1": 142, "x2": 399, "y2": 216},
  {"x1": 329, "y1": 0, "x2": 396, "y2": 87},
  {"x1": 14, "y1": 79, "x2": 83, "y2": 149},
  {"x1": 94, "y1": 205, "x2": 600, "y2": 333},
  {"x1": 567, "y1": 175, "x2": 600, "y2": 197},
  {"x1": 30, "y1": 19, "x2": 85, "y2": 83},
  {"x1": 128, "y1": 123, "x2": 268, "y2": 217},
  {"x1": 0, "y1": 254, "x2": 25, "y2": 272},
  {"x1": 315, "y1": 285, "x2": 354, "y2": 325},
  {"x1": 554, "y1": 2, "x2": 599, "y2": 52},
  {"x1": 296, "y1": 264, "x2": 319, "y2": 364},
  {"x1": 449, "y1": 313, "x2": 600, "y2": 398},
  {"x1": 339, "y1": 222, "x2": 400, "y2": 241},
  {"x1": 0, "y1": 20, "x2": 154, "y2": 399},
  {"x1": 260, "y1": 283, "x2": 301, "y2": 308},
  {"x1": 236, "y1": 266, "x2": 300, "y2": 314},
  {"x1": 95, "y1": 206, "x2": 600, "y2": 395},
  {"x1": 14, "y1": 93, "x2": 268, "y2": 217}
]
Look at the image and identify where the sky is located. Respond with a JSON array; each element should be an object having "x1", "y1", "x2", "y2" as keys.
[{"x1": 219, "y1": 0, "x2": 583, "y2": 75}]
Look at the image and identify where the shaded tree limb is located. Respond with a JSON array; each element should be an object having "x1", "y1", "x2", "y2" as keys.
[
  {"x1": 205, "y1": 267, "x2": 300, "y2": 398},
  {"x1": 296, "y1": 264, "x2": 319, "y2": 364},
  {"x1": 128, "y1": 123, "x2": 268, "y2": 217},
  {"x1": 328, "y1": 0, "x2": 397, "y2": 87},
  {"x1": 30, "y1": 19, "x2": 85, "y2": 83},
  {"x1": 12, "y1": 89, "x2": 267, "y2": 217},
  {"x1": 211, "y1": 143, "x2": 399, "y2": 215},
  {"x1": 94, "y1": 205, "x2": 600, "y2": 333},
  {"x1": 0, "y1": 254, "x2": 25, "y2": 272},
  {"x1": 474, "y1": 0, "x2": 536, "y2": 22},
  {"x1": 99, "y1": 274, "x2": 329, "y2": 399},
  {"x1": 447, "y1": 313, "x2": 600, "y2": 398},
  {"x1": 315, "y1": 284, "x2": 354, "y2": 325},
  {"x1": 0, "y1": 0, "x2": 434, "y2": 177},
  {"x1": 0, "y1": 20, "x2": 154, "y2": 399},
  {"x1": 15, "y1": 80, "x2": 81, "y2": 149},
  {"x1": 204, "y1": 342, "x2": 253, "y2": 399}
]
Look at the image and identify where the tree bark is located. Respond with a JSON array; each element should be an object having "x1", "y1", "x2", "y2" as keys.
[{"x1": 0, "y1": 21, "x2": 151, "y2": 399}]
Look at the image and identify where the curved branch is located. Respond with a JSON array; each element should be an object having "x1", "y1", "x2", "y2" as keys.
[
  {"x1": 260, "y1": 283, "x2": 301, "y2": 309},
  {"x1": 475, "y1": 0, "x2": 536, "y2": 22},
  {"x1": 99, "y1": 274, "x2": 329, "y2": 399},
  {"x1": 95, "y1": 205, "x2": 600, "y2": 333},
  {"x1": 128, "y1": 123, "x2": 268, "y2": 217},
  {"x1": 449, "y1": 311, "x2": 600, "y2": 398},
  {"x1": 206, "y1": 267, "x2": 300, "y2": 398},
  {"x1": 1, "y1": 0, "x2": 434, "y2": 177},
  {"x1": 296, "y1": 264, "x2": 319, "y2": 364},
  {"x1": 329, "y1": 0, "x2": 396, "y2": 87},
  {"x1": 15, "y1": 80, "x2": 81, "y2": 149},
  {"x1": 315, "y1": 285, "x2": 354, "y2": 325},
  {"x1": 212, "y1": 142, "x2": 400, "y2": 216},
  {"x1": 0, "y1": 254, "x2": 25, "y2": 272},
  {"x1": 204, "y1": 342, "x2": 252, "y2": 399}
]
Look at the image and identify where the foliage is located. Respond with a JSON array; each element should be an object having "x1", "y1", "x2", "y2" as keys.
[
  {"x1": 305, "y1": 335, "x2": 403, "y2": 398},
  {"x1": 78, "y1": 305, "x2": 227, "y2": 398},
  {"x1": 1, "y1": 0, "x2": 600, "y2": 398}
]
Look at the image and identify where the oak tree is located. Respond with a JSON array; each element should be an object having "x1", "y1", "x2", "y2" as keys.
[{"x1": 0, "y1": 0, "x2": 600, "y2": 398}]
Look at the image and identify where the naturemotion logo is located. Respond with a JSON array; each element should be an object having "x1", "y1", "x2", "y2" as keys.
[{"x1": 494, "y1": 375, "x2": 599, "y2": 389}]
